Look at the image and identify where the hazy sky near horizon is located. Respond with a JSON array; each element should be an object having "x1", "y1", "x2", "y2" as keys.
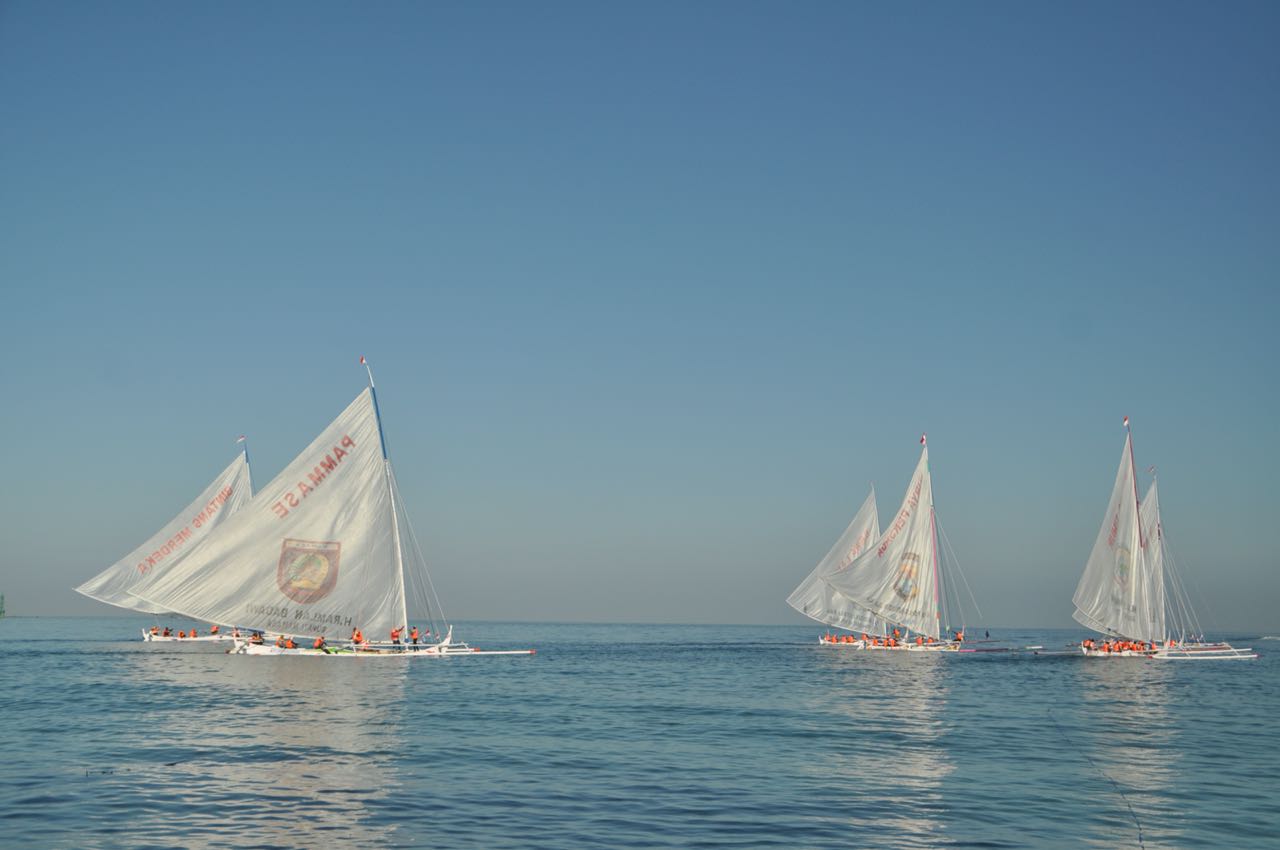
[{"x1": 2, "y1": 2, "x2": 1277, "y2": 630}]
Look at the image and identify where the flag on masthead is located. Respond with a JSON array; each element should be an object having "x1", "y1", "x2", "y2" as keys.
[{"x1": 920, "y1": 433, "x2": 927, "y2": 446}]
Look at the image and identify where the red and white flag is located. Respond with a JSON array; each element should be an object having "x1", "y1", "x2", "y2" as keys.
[
  {"x1": 920, "y1": 433, "x2": 927, "y2": 446},
  {"x1": 359, "y1": 355, "x2": 366, "y2": 365},
  {"x1": 236, "y1": 435, "x2": 246, "y2": 443},
  {"x1": 1123, "y1": 416, "x2": 1130, "y2": 428}
]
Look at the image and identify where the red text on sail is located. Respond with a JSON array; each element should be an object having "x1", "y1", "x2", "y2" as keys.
[
  {"x1": 135, "y1": 485, "x2": 235, "y2": 573},
  {"x1": 271, "y1": 435, "x2": 357, "y2": 520},
  {"x1": 877, "y1": 477, "x2": 923, "y2": 557}
]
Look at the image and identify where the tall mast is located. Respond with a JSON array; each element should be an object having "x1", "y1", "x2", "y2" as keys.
[
  {"x1": 1125, "y1": 417, "x2": 1144, "y2": 549},
  {"x1": 363, "y1": 356, "x2": 410, "y2": 632},
  {"x1": 1149, "y1": 465, "x2": 1166, "y2": 643},
  {"x1": 1123, "y1": 416, "x2": 1144, "y2": 633},
  {"x1": 923, "y1": 433, "x2": 942, "y2": 638},
  {"x1": 238, "y1": 435, "x2": 254, "y2": 495}
]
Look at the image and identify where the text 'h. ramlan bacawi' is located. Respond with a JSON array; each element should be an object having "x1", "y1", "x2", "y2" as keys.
[{"x1": 270, "y1": 435, "x2": 357, "y2": 519}]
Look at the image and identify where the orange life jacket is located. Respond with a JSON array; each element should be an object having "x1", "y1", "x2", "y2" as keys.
[{"x1": 178, "y1": 631, "x2": 186, "y2": 639}]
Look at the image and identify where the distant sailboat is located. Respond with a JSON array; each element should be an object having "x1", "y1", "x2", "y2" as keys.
[
  {"x1": 1072, "y1": 419, "x2": 1255, "y2": 660},
  {"x1": 131, "y1": 361, "x2": 534, "y2": 658},
  {"x1": 74, "y1": 446, "x2": 253, "y2": 641},
  {"x1": 819, "y1": 436, "x2": 972, "y2": 651}
]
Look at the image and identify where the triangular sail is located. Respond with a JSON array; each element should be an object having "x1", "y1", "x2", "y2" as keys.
[
  {"x1": 787, "y1": 488, "x2": 885, "y2": 633},
  {"x1": 75, "y1": 452, "x2": 252, "y2": 615},
  {"x1": 1138, "y1": 480, "x2": 1166, "y2": 642},
  {"x1": 133, "y1": 389, "x2": 404, "y2": 639},
  {"x1": 1072, "y1": 434, "x2": 1163, "y2": 642},
  {"x1": 823, "y1": 447, "x2": 940, "y2": 638}
]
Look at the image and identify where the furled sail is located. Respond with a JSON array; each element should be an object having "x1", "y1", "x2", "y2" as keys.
[
  {"x1": 1072, "y1": 434, "x2": 1163, "y2": 642},
  {"x1": 823, "y1": 447, "x2": 940, "y2": 639},
  {"x1": 786, "y1": 488, "x2": 885, "y2": 633},
  {"x1": 75, "y1": 452, "x2": 252, "y2": 615},
  {"x1": 133, "y1": 389, "x2": 404, "y2": 639}
]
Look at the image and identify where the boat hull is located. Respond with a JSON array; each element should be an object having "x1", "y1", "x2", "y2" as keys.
[
  {"x1": 819, "y1": 637, "x2": 962, "y2": 652},
  {"x1": 232, "y1": 640, "x2": 534, "y2": 658},
  {"x1": 1080, "y1": 642, "x2": 1257, "y2": 660},
  {"x1": 142, "y1": 629, "x2": 234, "y2": 642}
]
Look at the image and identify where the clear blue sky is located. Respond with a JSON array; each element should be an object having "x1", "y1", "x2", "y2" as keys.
[{"x1": 2, "y1": 1, "x2": 1276, "y2": 630}]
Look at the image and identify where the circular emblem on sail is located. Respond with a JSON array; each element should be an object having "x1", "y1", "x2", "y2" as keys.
[
  {"x1": 277, "y1": 539, "x2": 341, "y2": 604},
  {"x1": 893, "y1": 552, "x2": 921, "y2": 601},
  {"x1": 1109, "y1": 546, "x2": 1132, "y2": 607}
]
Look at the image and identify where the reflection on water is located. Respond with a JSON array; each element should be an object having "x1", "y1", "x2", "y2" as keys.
[
  {"x1": 3, "y1": 620, "x2": 1277, "y2": 849},
  {"x1": 802, "y1": 651, "x2": 953, "y2": 849},
  {"x1": 88, "y1": 646, "x2": 410, "y2": 849},
  {"x1": 1073, "y1": 660, "x2": 1182, "y2": 850}
]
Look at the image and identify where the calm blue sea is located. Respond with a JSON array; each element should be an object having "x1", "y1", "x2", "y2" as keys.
[{"x1": 1, "y1": 617, "x2": 1276, "y2": 849}]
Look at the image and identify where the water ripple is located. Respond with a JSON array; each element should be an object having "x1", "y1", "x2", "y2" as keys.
[{"x1": 1, "y1": 619, "x2": 1277, "y2": 848}]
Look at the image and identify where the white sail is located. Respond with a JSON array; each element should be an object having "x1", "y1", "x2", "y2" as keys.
[
  {"x1": 823, "y1": 447, "x2": 941, "y2": 639},
  {"x1": 133, "y1": 389, "x2": 404, "y2": 639},
  {"x1": 1072, "y1": 434, "x2": 1163, "y2": 642},
  {"x1": 1138, "y1": 480, "x2": 1166, "y2": 642},
  {"x1": 74, "y1": 452, "x2": 252, "y2": 615},
  {"x1": 786, "y1": 488, "x2": 885, "y2": 633}
]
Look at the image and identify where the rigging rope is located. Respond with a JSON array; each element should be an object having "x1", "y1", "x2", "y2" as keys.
[{"x1": 1047, "y1": 709, "x2": 1146, "y2": 850}]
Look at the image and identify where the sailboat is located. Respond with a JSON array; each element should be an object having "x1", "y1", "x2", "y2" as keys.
[
  {"x1": 74, "y1": 446, "x2": 253, "y2": 641},
  {"x1": 1072, "y1": 418, "x2": 1255, "y2": 660},
  {"x1": 131, "y1": 360, "x2": 534, "y2": 658},
  {"x1": 819, "y1": 435, "x2": 972, "y2": 651},
  {"x1": 787, "y1": 488, "x2": 889, "y2": 643}
]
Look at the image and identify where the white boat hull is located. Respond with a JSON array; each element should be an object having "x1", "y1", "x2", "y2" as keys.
[
  {"x1": 819, "y1": 637, "x2": 963, "y2": 652},
  {"x1": 231, "y1": 633, "x2": 535, "y2": 658},
  {"x1": 1080, "y1": 642, "x2": 1257, "y2": 660}
]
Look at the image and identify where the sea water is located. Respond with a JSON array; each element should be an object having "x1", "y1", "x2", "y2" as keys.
[{"x1": 1, "y1": 617, "x2": 1276, "y2": 849}]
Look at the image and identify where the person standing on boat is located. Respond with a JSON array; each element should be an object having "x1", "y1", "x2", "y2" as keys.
[
  {"x1": 410, "y1": 626, "x2": 419, "y2": 645},
  {"x1": 390, "y1": 626, "x2": 402, "y2": 645}
]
